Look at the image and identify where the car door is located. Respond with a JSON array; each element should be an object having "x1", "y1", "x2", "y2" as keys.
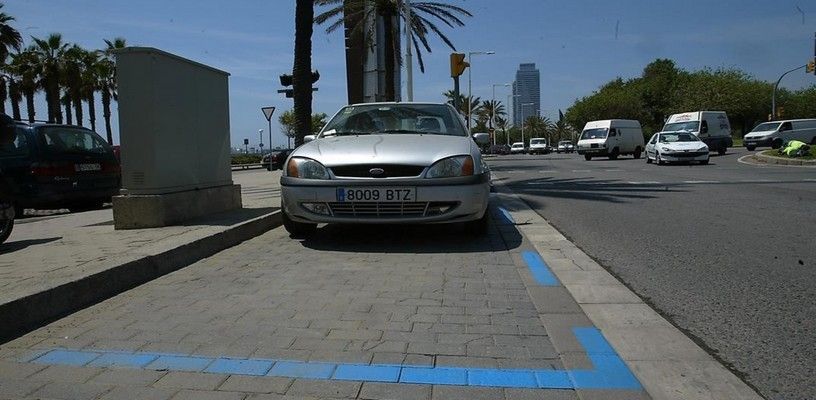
[{"x1": 608, "y1": 128, "x2": 621, "y2": 151}]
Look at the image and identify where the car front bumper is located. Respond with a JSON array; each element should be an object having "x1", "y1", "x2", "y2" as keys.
[
  {"x1": 280, "y1": 174, "x2": 490, "y2": 224},
  {"x1": 660, "y1": 152, "x2": 709, "y2": 162},
  {"x1": 577, "y1": 147, "x2": 607, "y2": 155},
  {"x1": 743, "y1": 137, "x2": 773, "y2": 148}
]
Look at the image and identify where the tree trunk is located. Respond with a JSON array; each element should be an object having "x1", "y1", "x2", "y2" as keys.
[
  {"x1": 383, "y1": 14, "x2": 396, "y2": 101},
  {"x1": 292, "y1": 0, "x2": 314, "y2": 147},
  {"x1": 0, "y1": 79, "x2": 6, "y2": 114},
  {"x1": 73, "y1": 91, "x2": 83, "y2": 127},
  {"x1": 9, "y1": 81, "x2": 21, "y2": 121},
  {"x1": 64, "y1": 96, "x2": 73, "y2": 125},
  {"x1": 25, "y1": 89, "x2": 35, "y2": 123},
  {"x1": 87, "y1": 92, "x2": 96, "y2": 132},
  {"x1": 101, "y1": 86, "x2": 113, "y2": 143}
]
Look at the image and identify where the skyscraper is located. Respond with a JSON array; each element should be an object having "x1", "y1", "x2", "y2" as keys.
[{"x1": 512, "y1": 63, "x2": 541, "y2": 125}]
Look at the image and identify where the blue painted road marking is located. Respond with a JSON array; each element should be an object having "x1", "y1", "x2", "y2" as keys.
[
  {"x1": 498, "y1": 207, "x2": 515, "y2": 224},
  {"x1": 26, "y1": 327, "x2": 640, "y2": 390},
  {"x1": 522, "y1": 250, "x2": 560, "y2": 286}
]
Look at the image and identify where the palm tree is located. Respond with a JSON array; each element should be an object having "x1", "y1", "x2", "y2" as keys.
[
  {"x1": 7, "y1": 49, "x2": 38, "y2": 122},
  {"x1": 0, "y1": 2, "x2": 23, "y2": 64},
  {"x1": 97, "y1": 37, "x2": 126, "y2": 141},
  {"x1": 444, "y1": 90, "x2": 481, "y2": 127},
  {"x1": 61, "y1": 45, "x2": 85, "y2": 126},
  {"x1": 31, "y1": 33, "x2": 69, "y2": 123},
  {"x1": 523, "y1": 115, "x2": 554, "y2": 143},
  {"x1": 6, "y1": 74, "x2": 20, "y2": 119},
  {"x1": 478, "y1": 99, "x2": 505, "y2": 130},
  {"x1": 292, "y1": 0, "x2": 314, "y2": 146},
  {"x1": 80, "y1": 50, "x2": 101, "y2": 131},
  {"x1": 317, "y1": 1, "x2": 471, "y2": 101}
]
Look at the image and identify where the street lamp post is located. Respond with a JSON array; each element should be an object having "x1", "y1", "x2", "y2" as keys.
[
  {"x1": 258, "y1": 129, "x2": 265, "y2": 154},
  {"x1": 520, "y1": 103, "x2": 534, "y2": 149},
  {"x1": 771, "y1": 64, "x2": 806, "y2": 120},
  {"x1": 467, "y1": 51, "x2": 495, "y2": 131},
  {"x1": 506, "y1": 94, "x2": 520, "y2": 145},
  {"x1": 491, "y1": 83, "x2": 510, "y2": 145}
]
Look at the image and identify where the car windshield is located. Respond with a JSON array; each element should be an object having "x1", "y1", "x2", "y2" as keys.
[
  {"x1": 512, "y1": 144, "x2": 523, "y2": 148},
  {"x1": 664, "y1": 121, "x2": 699, "y2": 132},
  {"x1": 751, "y1": 122, "x2": 780, "y2": 132},
  {"x1": 0, "y1": 128, "x2": 30, "y2": 159},
  {"x1": 559, "y1": 141, "x2": 571, "y2": 145},
  {"x1": 659, "y1": 133, "x2": 699, "y2": 143},
  {"x1": 320, "y1": 104, "x2": 465, "y2": 137},
  {"x1": 580, "y1": 128, "x2": 607, "y2": 140},
  {"x1": 530, "y1": 139, "x2": 545, "y2": 144},
  {"x1": 39, "y1": 127, "x2": 109, "y2": 155}
]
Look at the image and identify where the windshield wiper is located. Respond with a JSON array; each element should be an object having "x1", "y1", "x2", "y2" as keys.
[{"x1": 381, "y1": 129, "x2": 425, "y2": 134}]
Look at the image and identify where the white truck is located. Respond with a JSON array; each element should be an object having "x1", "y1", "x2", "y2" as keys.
[
  {"x1": 743, "y1": 119, "x2": 816, "y2": 151},
  {"x1": 662, "y1": 111, "x2": 732, "y2": 155},
  {"x1": 576, "y1": 119, "x2": 645, "y2": 160}
]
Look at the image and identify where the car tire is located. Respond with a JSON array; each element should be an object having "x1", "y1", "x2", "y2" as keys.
[
  {"x1": 656, "y1": 153, "x2": 664, "y2": 165},
  {"x1": 584, "y1": 154, "x2": 592, "y2": 161},
  {"x1": 646, "y1": 154, "x2": 653, "y2": 164},
  {"x1": 700, "y1": 159, "x2": 709, "y2": 165},
  {"x1": 464, "y1": 209, "x2": 489, "y2": 236},
  {"x1": 0, "y1": 218, "x2": 12, "y2": 245},
  {"x1": 746, "y1": 145, "x2": 756, "y2": 151},
  {"x1": 608, "y1": 148, "x2": 619, "y2": 160},
  {"x1": 633, "y1": 147, "x2": 642, "y2": 159},
  {"x1": 282, "y1": 207, "x2": 317, "y2": 238},
  {"x1": 771, "y1": 139, "x2": 783, "y2": 150},
  {"x1": 717, "y1": 147, "x2": 726, "y2": 155}
]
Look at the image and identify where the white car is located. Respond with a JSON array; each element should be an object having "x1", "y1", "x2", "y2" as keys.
[
  {"x1": 556, "y1": 140, "x2": 575, "y2": 153},
  {"x1": 528, "y1": 138, "x2": 549, "y2": 155},
  {"x1": 510, "y1": 142, "x2": 526, "y2": 154},
  {"x1": 645, "y1": 132, "x2": 709, "y2": 165},
  {"x1": 280, "y1": 102, "x2": 491, "y2": 237}
]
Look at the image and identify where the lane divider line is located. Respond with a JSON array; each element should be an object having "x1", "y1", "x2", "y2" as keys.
[
  {"x1": 24, "y1": 327, "x2": 640, "y2": 390},
  {"x1": 522, "y1": 250, "x2": 560, "y2": 286}
]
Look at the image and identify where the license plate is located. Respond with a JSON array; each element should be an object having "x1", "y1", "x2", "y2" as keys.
[
  {"x1": 336, "y1": 187, "x2": 415, "y2": 202},
  {"x1": 75, "y1": 163, "x2": 101, "y2": 172}
]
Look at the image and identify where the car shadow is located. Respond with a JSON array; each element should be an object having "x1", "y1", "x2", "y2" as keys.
[
  {"x1": 508, "y1": 176, "x2": 688, "y2": 204},
  {"x1": 298, "y1": 203, "x2": 523, "y2": 254},
  {"x1": 0, "y1": 237, "x2": 61, "y2": 253}
]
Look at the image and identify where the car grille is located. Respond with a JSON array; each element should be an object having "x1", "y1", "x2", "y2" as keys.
[
  {"x1": 666, "y1": 151, "x2": 707, "y2": 158},
  {"x1": 327, "y1": 202, "x2": 458, "y2": 218},
  {"x1": 590, "y1": 143, "x2": 599, "y2": 148},
  {"x1": 330, "y1": 164, "x2": 425, "y2": 178}
]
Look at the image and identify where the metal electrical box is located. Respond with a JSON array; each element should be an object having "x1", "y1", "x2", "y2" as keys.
[{"x1": 115, "y1": 47, "x2": 233, "y2": 195}]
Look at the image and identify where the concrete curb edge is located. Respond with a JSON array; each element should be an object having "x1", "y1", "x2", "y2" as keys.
[{"x1": 0, "y1": 210, "x2": 282, "y2": 343}]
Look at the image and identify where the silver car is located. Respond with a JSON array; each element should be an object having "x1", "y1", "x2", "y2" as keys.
[{"x1": 280, "y1": 102, "x2": 491, "y2": 237}]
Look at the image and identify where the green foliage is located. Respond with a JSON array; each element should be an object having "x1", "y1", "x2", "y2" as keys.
[
  {"x1": 565, "y1": 58, "x2": 816, "y2": 139},
  {"x1": 231, "y1": 154, "x2": 263, "y2": 165},
  {"x1": 279, "y1": 109, "x2": 328, "y2": 138}
]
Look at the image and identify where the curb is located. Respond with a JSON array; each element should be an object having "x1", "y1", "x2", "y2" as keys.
[
  {"x1": 0, "y1": 210, "x2": 282, "y2": 344},
  {"x1": 492, "y1": 185, "x2": 764, "y2": 400},
  {"x1": 754, "y1": 151, "x2": 816, "y2": 166}
]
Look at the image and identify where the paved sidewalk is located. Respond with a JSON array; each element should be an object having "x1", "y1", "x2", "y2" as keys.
[
  {"x1": 0, "y1": 198, "x2": 652, "y2": 400},
  {"x1": 0, "y1": 170, "x2": 281, "y2": 341}
]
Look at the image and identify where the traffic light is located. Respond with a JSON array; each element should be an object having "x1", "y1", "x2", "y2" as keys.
[
  {"x1": 278, "y1": 71, "x2": 320, "y2": 98},
  {"x1": 807, "y1": 60, "x2": 816, "y2": 75},
  {"x1": 450, "y1": 53, "x2": 469, "y2": 78}
]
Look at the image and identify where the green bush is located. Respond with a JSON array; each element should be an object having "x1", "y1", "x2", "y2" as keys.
[{"x1": 231, "y1": 154, "x2": 262, "y2": 165}]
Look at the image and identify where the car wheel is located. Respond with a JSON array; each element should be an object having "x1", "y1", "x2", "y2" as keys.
[
  {"x1": 0, "y1": 217, "x2": 12, "y2": 245},
  {"x1": 633, "y1": 147, "x2": 642, "y2": 159},
  {"x1": 656, "y1": 153, "x2": 664, "y2": 165},
  {"x1": 771, "y1": 139, "x2": 783, "y2": 150},
  {"x1": 717, "y1": 147, "x2": 726, "y2": 156},
  {"x1": 700, "y1": 158, "x2": 709, "y2": 165},
  {"x1": 646, "y1": 153, "x2": 653, "y2": 164},
  {"x1": 746, "y1": 145, "x2": 756, "y2": 151},
  {"x1": 584, "y1": 154, "x2": 592, "y2": 161},
  {"x1": 282, "y1": 207, "x2": 317, "y2": 238},
  {"x1": 608, "y1": 148, "x2": 619, "y2": 160},
  {"x1": 464, "y1": 209, "x2": 489, "y2": 236}
]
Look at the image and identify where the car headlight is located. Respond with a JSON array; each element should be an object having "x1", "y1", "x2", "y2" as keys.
[
  {"x1": 697, "y1": 146, "x2": 708, "y2": 152},
  {"x1": 661, "y1": 147, "x2": 671, "y2": 152},
  {"x1": 286, "y1": 157, "x2": 329, "y2": 179},
  {"x1": 426, "y1": 155, "x2": 474, "y2": 178}
]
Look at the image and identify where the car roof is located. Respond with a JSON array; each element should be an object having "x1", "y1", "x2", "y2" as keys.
[
  {"x1": 348, "y1": 101, "x2": 448, "y2": 106},
  {"x1": 13, "y1": 121, "x2": 94, "y2": 130}
]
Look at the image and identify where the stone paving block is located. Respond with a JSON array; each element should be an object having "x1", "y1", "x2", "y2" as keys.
[
  {"x1": 407, "y1": 342, "x2": 466, "y2": 356},
  {"x1": 0, "y1": 360, "x2": 47, "y2": 380},
  {"x1": 0, "y1": 377, "x2": 47, "y2": 398},
  {"x1": 32, "y1": 381, "x2": 113, "y2": 400},
  {"x1": 90, "y1": 368, "x2": 166, "y2": 386},
  {"x1": 431, "y1": 385, "x2": 505, "y2": 400},
  {"x1": 170, "y1": 389, "x2": 247, "y2": 400},
  {"x1": 505, "y1": 388, "x2": 578, "y2": 399},
  {"x1": 153, "y1": 371, "x2": 228, "y2": 391},
  {"x1": 574, "y1": 389, "x2": 651, "y2": 400},
  {"x1": 285, "y1": 378, "x2": 362, "y2": 398},
  {"x1": 99, "y1": 385, "x2": 178, "y2": 400},
  {"x1": 28, "y1": 364, "x2": 103, "y2": 383},
  {"x1": 217, "y1": 375, "x2": 292, "y2": 394},
  {"x1": 359, "y1": 382, "x2": 432, "y2": 400}
]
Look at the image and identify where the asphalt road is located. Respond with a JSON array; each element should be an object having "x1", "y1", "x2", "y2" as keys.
[{"x1": 488, "y1": 149, "x2": 816, "y2": 400}]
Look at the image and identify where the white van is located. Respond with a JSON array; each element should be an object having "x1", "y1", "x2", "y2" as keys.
[
  {"x1": 529, "y1": 138, "x2": 549, "y2": 155},
  {"x1": 576, "y1": 119, "x2": 645, "y2": 160},
  {"x1": 663, "y1": 111, "x2": 732, "y2": 155},
  {"x1": 743, "y1": 119, "x2": 816, "y2": 151}
]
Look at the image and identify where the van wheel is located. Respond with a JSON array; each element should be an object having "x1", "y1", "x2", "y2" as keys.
[
  {"x1": 810, "y1": 137, "x2": 816, "y2": 145},
  {"x1": 0, "y1": 218, "x2": 13, "y2": 244},
  {"x1": 717, "y1": 147, "x2": 726, "y2": 155},
  {"x1": 700, "y1": 159, "x2": 709, "y2": 165},
  {"x1": 633, "y1": 147, "x2": 642, "y2": 159},
  {"x1": 746, "y1": 145, "x2": 756, "y2": 151},
  {"x1": 608, "y1": 148, "x2": 619, "y2": 160},
  {"x1": 771, "y1": 139, "x2": 783, "y2": 149},
  {"x1": 584, "y1": 154, "x2": 592, "y2": 161},
  {"x1": 282, "y1": 207, "x2": 317, "y2": 238}
]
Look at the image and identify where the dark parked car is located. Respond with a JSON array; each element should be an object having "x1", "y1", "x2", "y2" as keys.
[
  {"x1": 488, "y1": 144, "x2": 510, "y2": 155},
  {"x1": 0, "y1": 122, "x2": 121, "y2": 214},
  {"x1": 262, "y1": 149, "x2": 293, "y2": 171}
]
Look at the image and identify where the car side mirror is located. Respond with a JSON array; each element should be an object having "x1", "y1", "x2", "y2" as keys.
[
  {"x1": 0, "y1": 114, "x2": 14, "y2": 145},
  {"x1": 472, "y1": 133, "x2": 489, "y2": 145},
  {"x1": 303, "y1": 135, "x2": 316, "y2": 143}
]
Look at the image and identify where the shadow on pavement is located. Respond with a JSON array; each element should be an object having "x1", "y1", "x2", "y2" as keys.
[
  {"x1": 509, "y1": 176, "x2": 688, "y2": 203},
  {"x1": 298, "y1": 206, "x2": 523, "y2": 254},
  {"x1": 0, "y1": 237, "x2": 61, "y2": 253},
  {"x1": 181, "y1": 207, "x2": 279, "y2": 227}
]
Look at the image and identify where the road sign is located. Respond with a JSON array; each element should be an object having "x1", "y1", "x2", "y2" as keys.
[
  {"x1": 261, "y1": 107, "x2": 276, "y2": 121},
  {"x1": 243, "y1": 138, "x2": 249, "y2": 145}
]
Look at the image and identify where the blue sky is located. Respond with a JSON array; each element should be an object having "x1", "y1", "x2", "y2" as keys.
[{"x1": 4, "y1": 0, "x2": 816, "y2": 148}]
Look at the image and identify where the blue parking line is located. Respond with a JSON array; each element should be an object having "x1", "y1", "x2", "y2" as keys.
[
  {"x1": 498, "y1": 207, "x2": 515, "y2": 224},
  {"x1": 522, "y1": 250, "x2": 560, "y2": 286},
  {"x1": 26, "y1": 328, "x2": 640, "y2": 390}
]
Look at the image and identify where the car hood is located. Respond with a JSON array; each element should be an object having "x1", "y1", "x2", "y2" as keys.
[
  {"x1": 293, "y1": 134, "x2": 472, "y2": 167},
  {"x1": 577, "y1": 139, "x2": 605, "y2": 146},
  {"x1": 745, "y1": 130, "x2": 775, "y2": 138},
  {"x1": 659, "y1": 142, "x2": 706, "y2": 150}
]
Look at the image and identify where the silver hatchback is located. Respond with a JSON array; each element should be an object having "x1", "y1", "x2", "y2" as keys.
[{"x1": 280, "y1": 102, "x2": 490, "y2": 237}]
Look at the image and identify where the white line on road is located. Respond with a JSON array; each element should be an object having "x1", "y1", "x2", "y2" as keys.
[
  {"x1": 683, "y1": 180, "x2": 719, "y2": 184},
  {"x1": 627, "y1": 181, "x2": 661, "y2": 185},
  {"x1": 571, "y1": 170, "x2": 591, "y2": 173}
]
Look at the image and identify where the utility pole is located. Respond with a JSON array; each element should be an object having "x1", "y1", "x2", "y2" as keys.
[{"x1": 466, "y1": 51, "x2": 494, "y2": 131}]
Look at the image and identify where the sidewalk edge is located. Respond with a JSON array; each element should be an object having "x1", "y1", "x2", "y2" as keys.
[{"x1": 0, "y1": 210, "x2": 282, "y2": 344}]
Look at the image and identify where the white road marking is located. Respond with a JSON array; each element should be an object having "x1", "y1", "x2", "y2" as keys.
[
  {"x1": 627, "y1": 181, "x2": 661, "y2": 185},
  {"x1": 571, "y1": 170, "x2": 591, "y2": 173},
  {"x1": 683, "y1": 180, "x2": 719, "y2": 184}
]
